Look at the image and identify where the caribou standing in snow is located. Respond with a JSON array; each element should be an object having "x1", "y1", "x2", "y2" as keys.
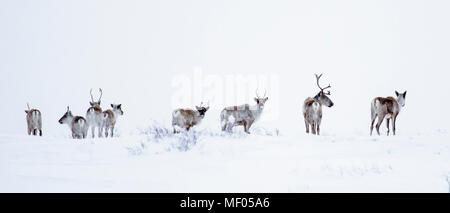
[
  {"x1": 25, "y1": 103, "x2": 42, "y2": 136},
  {"x1": 86, "y1": 88, "x2": 104, "y2": 138},
  {"x1": 370, "y1": 91, "x2": 407, "y2": 136},
  {"x1": 220, "y1": 90, "x2": 268, "y2": 134},
  {"x1": 172, "y1": 102, "x2": 210, "y2": 133},
  {"x1": 102, "y1": 104, "x2": 124, "y2": 137},
  {"x1": 303, "y1": 74, "x2": 334, "y2": 135},
  {"x1": 59, "y1": 106, "x2": 88, "y2": 139}
]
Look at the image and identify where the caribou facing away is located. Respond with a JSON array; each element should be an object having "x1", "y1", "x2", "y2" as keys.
[
  {"x1": 102, "y1": 104, "x2": 124, "y2": 137},
  {"x1": 303, "y1": 74, "x2": 334, "y2": 135},
  {"x1": 172, "y1": 102, "x2": 210, "y2": 133},
  {"x1": 86, "y1": 88, "x2": 103, "y2": 138},
  {"x1": 59, "y1": 106, "x2": 88, "y2": 139},
  {"x1": 370, "y1": 91, "x2": 407, "y2": 136},
  {"x1": 220, "y1": 90, "x2": 268, "y2": 134},
  {"x1": 25, "y1": 103, "x2": 42, "y2": 136}
]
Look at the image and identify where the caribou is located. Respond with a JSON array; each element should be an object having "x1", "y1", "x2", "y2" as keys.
[
  {"x1": 59, "y1": 106, "x2": 88, "y2": 139},
  {"x1": 303, "y1": 74, "x2": 334, "y2": 135},
  {"x1": 370, "y1": 91, "x2": 407, "y2": 136},
  {"x1": 86, "y1": 88, "x2": 104, "y2": 138},
  {"x1": 172, "y1": 102, "x2": 210, "y2": 133},
  {"x1": 25, "y1": 103, "x2": 42, "y2": 136},
  {"x1": 102, "y1": 104, "x2": 124, "y2": 137},
  {"x1": 220, "y1": 90, "x2": 268, "y2": 134}
]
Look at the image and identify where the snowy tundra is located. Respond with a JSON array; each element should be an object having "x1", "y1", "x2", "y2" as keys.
[{"x1": 0, "y1": 124, "x2": 449, "y2": 193}]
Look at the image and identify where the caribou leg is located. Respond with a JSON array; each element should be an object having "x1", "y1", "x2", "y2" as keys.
[
  {"x1": 91, "y1": 126, "x2": 95, "y2": 138},
  {"x1": 244, "y1": 121, "x2": 251, "y2": 134},
  {"x1": 370, "y1": 116, "x2": 376, "y2": 136},
  {"x1": 305, "y1": 120, "x2": 310, "y2": 134},
  {"x1": 317, "y1": 120, "x2": 321, "y2": 135},
  {"x1": 393, "y1": 114, "x2": 397, "y2": 135},
  {"x1": 375, "y1": 113, "x2": 386, "y2": 136},
  {"x1": 98, "y1": 124, "x2": 103, "y2": 138},
  {"x1": 386, "y1": 118, "x2": 390, "y2": 136},
  {"x1": 246, "y1": 120, "x2": 254, "y2": 134}
]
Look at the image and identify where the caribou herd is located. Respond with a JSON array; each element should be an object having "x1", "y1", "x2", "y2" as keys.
[
  {"x1": 25, "y1": 74, "x2": 407, "y2": 139},
  {"x1": 56, "y1": 89, "x2": 124, "y2": 139}
]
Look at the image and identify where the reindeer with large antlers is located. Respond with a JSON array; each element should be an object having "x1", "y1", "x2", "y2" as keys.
[
  {"x1": 220, "y1": 90, "x2": 268, "y2": 134},
  {"x1": 86, "y1": 88, "x2": 104, "y2": 138},
  {"x1": 303, "y1": 74, "x2": 334, "y2": 135},
  {"x1": 172, "y1": 102, "x2": 210, "y2": 133}
]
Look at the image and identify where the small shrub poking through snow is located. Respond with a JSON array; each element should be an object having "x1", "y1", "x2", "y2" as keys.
[
  {"x1": 130, "y1": 121, "x2": 200, "y2": 154},
  {"x1": 138, "y1": 121, "x2": 172, "y2": 142},
  {"x1": 128, "y1": 121, "x2": 281, "y2": 155}
]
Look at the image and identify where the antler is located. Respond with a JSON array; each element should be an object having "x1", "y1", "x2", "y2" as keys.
[
  {"x1": 98, "y1": 88, "x2": 103, "y2": 102},
  {"x1": 256, "y1": 89, "x2": 267, "y2": 98},
  {"x1": 27, "y1": 103, "x2": 30, "y2": 110},
  {"x1": 90, "y1": 89, "x2": 94, "y2": 102},
  {"x1": 67, "y1": 106, "x2": 70, "y2": 112},
  {"x1": 90, "y1": 88, "x2": 103, "y2": 102},
  {"x1": 315, "y1": 73, "x2": 331, "y2": 95}
]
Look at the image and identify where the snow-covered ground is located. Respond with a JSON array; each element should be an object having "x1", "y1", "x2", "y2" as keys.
[{"x1": 1, "y1": 123, "x2": 449, "y2": 192}]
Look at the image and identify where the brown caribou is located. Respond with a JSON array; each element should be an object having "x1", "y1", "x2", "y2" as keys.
[
  {"x1": 370, "y1": 91, "x2": 407, "y2": 136},
  {"x1": 102, "y1": 104, "x2": 124, "y2": 137},
  {"x1": 172, "y1": 102, "x2": 210, "y2": 133}
]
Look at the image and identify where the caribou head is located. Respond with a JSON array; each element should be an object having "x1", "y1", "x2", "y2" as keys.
[
  {"x1": 195, "y1": 102, "x2": 210, "y2": 118},
  {"x1": 254, "y1": 89, "x2": 269, "y2": 109},
  {"x1": 313, "y1": 74, "x2": 334, "y2": 107},
  {"x1": 59, "y1": 106, "x2": 73, "y2": 124},
  {"x1": 395, "y1": 90, "x2": 407, "y2": 107}
]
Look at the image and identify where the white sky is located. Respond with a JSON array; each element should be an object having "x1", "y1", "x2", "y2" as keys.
[{"x1": 1, "y1": 0, "x2": 449, "y2": 135}]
